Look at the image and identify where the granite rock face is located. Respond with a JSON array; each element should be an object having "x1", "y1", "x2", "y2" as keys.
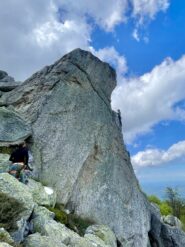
[
  {"x1": 0, "y1": 49, "x2": 151, "y2": 246},
  {"x1": 0, "y1": 107, "x2": 32, "y2": 146}
]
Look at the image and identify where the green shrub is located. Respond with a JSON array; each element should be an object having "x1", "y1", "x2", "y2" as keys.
[
  {"x1": 46, "y1": 204, "x2": 95, "y2": 236},
  {"x1": 0, "y1": 192, "x2": 25, "y2": 232},
  {"x1": 160, "y1": 202, "x2": 172, "y2": 216},
  {"x1": 148, "y1": 195, "x2": 161, "y2": 205},
  {"x1": 0, "y1": 146, "x2": 14, "y2": 154}
]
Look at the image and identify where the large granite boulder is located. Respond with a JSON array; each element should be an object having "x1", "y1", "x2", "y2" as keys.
[
  {"x1": 0, "y1": 107, "x2": 32, "y2": 146},
  {"x1": 0, "y1": 173, "x2": 34, "y2": 242},
  {"x1": 0, "y1": 49, "x2": 151, "y2": 246}
]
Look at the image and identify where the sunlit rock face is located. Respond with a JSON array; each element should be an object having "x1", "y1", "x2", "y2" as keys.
[{"x1": 0, "y1": 49, "x2": 151, "y2": 246}]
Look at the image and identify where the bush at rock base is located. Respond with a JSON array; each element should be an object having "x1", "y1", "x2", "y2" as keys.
[
  {"x1": 46, "y1": 204, "x2": 95, "y2": 236},
  {"x1": 0, "y1": 192, "x2": 26, "y2": 232}
]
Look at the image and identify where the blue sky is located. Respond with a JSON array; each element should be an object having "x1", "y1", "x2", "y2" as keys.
[{"x1": 0, "y1": 0, "x2": 185, "y2": 198}]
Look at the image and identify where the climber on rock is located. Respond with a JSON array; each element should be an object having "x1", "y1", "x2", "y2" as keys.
[
  {"x1": 117, "y1": 109, "x2": 122, "y2": 128},
  {"x1": 8, "y1": 141, "x2": 31, "y2": 183}
]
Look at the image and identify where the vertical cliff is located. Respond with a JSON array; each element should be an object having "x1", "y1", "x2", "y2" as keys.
[{"x1": 0, "y1": 49, "x2": 151, "y2": 246}]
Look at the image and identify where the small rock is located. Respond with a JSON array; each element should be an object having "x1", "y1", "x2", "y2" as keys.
[
  {"x1": 0, "y1": 228, "x2": 14, "y2": 245},
  {"x1": 162, "y1": 215, "x2": 182, "y2": 229},
  {"x1": 24, "y1": 233, "x2": 67, "y2": 247},
  {"x1": 0, "y1": 243, "x2": 13, "y2": 247},
  {"x1": 85, "y1": 225, "x2": 117, "y2": 247},
  {"x1": 27, "y1": 179, "x2": 56, "y2": 207}
]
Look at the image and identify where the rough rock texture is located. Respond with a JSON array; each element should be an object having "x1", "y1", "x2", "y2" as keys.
[
  {"x1": 0, "y1": 173, "x2": 34, "y2": 242},
  {"x1": 162, "y1": 215, "x2": 182, "y2": 229},
  {"x1": 149, "y1": 204, "x2": 185, "y2": 246},
  {"x1": 0, "y1": 154, "x2": 10, "y2": 173},
  {"x1": 0, "y1": 228, "x2": 14, "y2": 245},
  {"x1": 27, "y1": 179, "x2": 56, "y2": 207},
  {"x1": 0, "y1": 243, "x2": 12, "y2": 247},
  {"x1": 85, "y1": 225, "x2": 117, "y2": 247},
  {"x1": 0, "y1": 49, "x2": 151, "y2": 246},
  {"x1": 29, "y1": 203, "x2": 115, "y2": 247},
  {"x1": 25, "y1": 233, "x2": 67, "y2": 247},
  {"x1": 0, "y1": 107, "x2": 31, "y2": 146},
  {"x1": 0, "y1": 70, "x2": 21, "y2": 92}
]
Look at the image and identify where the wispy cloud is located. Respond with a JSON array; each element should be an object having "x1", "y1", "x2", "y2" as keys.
[
  {"x1": 131, "y1": 140, "x2": 185, "y2": 168},
  {"x1": 0, "y1": 0, "x2": 170, "y2": 80},
  {"x1": 112, "y1": 56, "x2": 185, "y2": 143}
]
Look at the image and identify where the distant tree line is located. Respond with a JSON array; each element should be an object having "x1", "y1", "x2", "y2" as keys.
[{"x1": 147, "y1": 187, "x2": 185, "y2": 229}]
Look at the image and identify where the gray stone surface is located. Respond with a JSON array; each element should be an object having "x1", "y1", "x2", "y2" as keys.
[
  {"x1": 24, "y1": 233, "x2": 67, "y2": 247},
  {"x1": 0, "y1": 70, "x2": 8, "y2": 80},
  {"x1": 0, "y1": 228, "x2": 14, "y2": 245},
  {"x1": 160, "y1": 224, "x2": 185, "y2": 247},
  {"x1": 0, "y1": 243, "x2": 12, "y2": 247},
  {"x1": 0, "y1": 153, "x2": 10, "y2": 173},
  {"x1": 0, "y1": 173, "x2": 34, "y2": 242},
  {"x1": 85, "y1": 225, "x2": 117, "y2": 247},
  {"x1": 0, "y1": 107, "x2": 32, "y2": 146},
  {"x1": 162, "y1": 215, "x2": 182, "y2": 229},
  {"x1": 27, "y1": 179, "x2": 56, "y2": 207},
  {"x1": 0, "y1": 70, "x2": 22, "y2": 92},
  {"x1": 0, "y1": 49, "x2": 151, "y2": 246}
]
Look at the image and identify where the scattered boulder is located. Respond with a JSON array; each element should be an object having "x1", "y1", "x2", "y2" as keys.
[
  {"x1": 27, "y1": 179, "x2": 56, "y2": 207},
  {"x1": 0, "y1": 107, "x2": 32, "y2": 146},
  {"x1": 0, "y1": 228, "x2": 14, "y2": 245},
  {"x1": 24, "y1": 233, "x2": 67, "y2": 247},
  {"x1": 85, "y1": 225, "x2": 117, "y2": 247},
  {"x1": 0, "y1": 173, "x2": 34, "y2": 242},
  {"x1": 0, "y1": 243, "x2": 13, "y2": 247},
  {"x1": 162, "y1": 215, "x2": 182, "y2": 229}
]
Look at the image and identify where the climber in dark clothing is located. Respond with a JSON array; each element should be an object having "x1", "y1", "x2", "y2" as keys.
[
  {"x1": 117, "y1": 109, "x2": 122, "y2": 128},
  {"x1": 9, "y1": 141, "x2": 29, "y2": 183},
  {"x1": 9, "y1": 143, "x2": 29, "y2": 167}
]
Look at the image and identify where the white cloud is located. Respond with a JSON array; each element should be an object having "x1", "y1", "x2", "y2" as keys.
[
  {"x1": 0, "y1": 0, "x2": 170, "y2": 80},
  {"x1": 90, "y1": 46, "x2": 128, "y2": 77},
  {"x1": 131, "y1": 0, "x2": 170, "y2": 23},
  {"x1": 131, "y1": 0, "x2": 170, "y2": 41},
  {"x1": 132, "y1": 140, "x2": 185, "y2": 168},
  {"x1": 56, "y1": 0, "x2": 128, "y2": 31},
  {"x1": 132, "y1": 28, "x2": 140, "y2": 42},
  {"x1": 112, "y1": 56, "x2": 185, "y2": 143},
  {"x1": 0, "y1": 0, "x2": 92, "y2": 80}
]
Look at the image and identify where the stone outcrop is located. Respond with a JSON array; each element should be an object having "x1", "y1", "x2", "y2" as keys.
[
  {"x1": 0, "y1": 173, "x2": 117, "y2": 247},
  {"x1": 0, "y1": 49, "x2": 185, "y2": 246},
  {"x1": 0, "y1": 70, "x2": 21, "y2": 92},
  {"x1": 0, "y1": 49, "x2": 151, "y2": 246},
  {"x1": 149, "y1": 204, "x2": 185, "y2": 246},
  {"x1": 0, "y1": 107, "x2": 31, "y2": 146},
  {"x1": 0, "y1": 173, "x2": 34, "y2": 242}
]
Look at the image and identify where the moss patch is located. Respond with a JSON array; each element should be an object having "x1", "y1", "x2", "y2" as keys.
[
  {"x1": 0, "y1": 192, "x2": 26, "y2": 232},
  {"x1": 46, "y1": 204, "x2": 95, "y2": 236},
  {"x1": 0, "y1": 146, "x2": 14, "y2": 155}
]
